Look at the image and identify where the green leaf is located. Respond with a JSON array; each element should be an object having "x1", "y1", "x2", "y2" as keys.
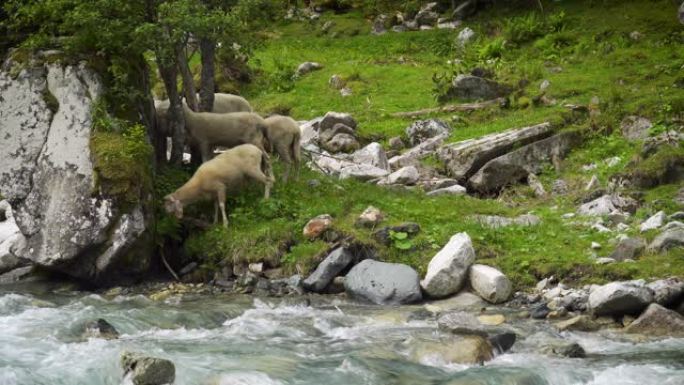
[
  {"x1": 394, "y1": 240, "x2": 413, "y2": 250},
  {"x1": 393, "y1": 231, "x2": 408, "y2": 240}
]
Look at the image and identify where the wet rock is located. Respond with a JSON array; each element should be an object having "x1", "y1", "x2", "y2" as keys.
[
  {"x1": 540, "y1": 341, "x2": 586, "y2": 358},
  {"x1": 555, "y1": 315, "x2": 599, "y2": 332},
  {"x1": 426, "y1": 184, "x2": 467, "y2": 196},
  {"x1": 421, "y1": 232, "x2": 475, "y2": 298},
  {"x1": 437, "y1": 311, "x2": 492, "y2": 337},
  {"x1": 405, "y1": 119, "x2": 451, "y2": 146},
  {"x1": 647, "y1": 228, "x2": 684, "y2": 253},
  {"x1": 625, "y1": 303, "x2": 684, "y2": 337},
  {"x1": 121, "y1": 352, "x2": 175, "y2": 385},
  {"x1": 608, "y1": 237, "x2": 646, "y2": 261},
  {"x1": 355, "y1": 206, "x2": 384, "y2": 228},
  {"x1": 83, "y1": 318, "x2": 119, "y2": 340},
  {"x1": 647, "y1": 277, "x2": 684, "y2": 307},
  {"x1": 352, "y1": 143, "x2": 389, "y2": 171},
  {"x1": 640, "y1": 211, "x2": 667, "y2": 232},
  {"x1": 438, "y1": 123, "x2": 553, "y2": 181},
  {"x1": 474, "y1": 214, "x2": 540, "y2": 229},
  {"x1": 620, "y1": 116, "x2": 652, "y2": 141},
  {"x1": 588, "y1": 281, "x2": 654, "y2": 316},
  {"x1": 387, "y1": 166, "x2": 420, "y2": 185},
  {"x1": 578, "y1": 194, "x2": 639, "y2": 216},
  {"x1": 303, "y1": 214, "x2": 333, "y2": 239},
  {"x1": 344, "y1": 259, "x2": 422, "y2": 305},
  {"x1": 296, "y1": 61, "x2": 322, "y2": 76},
  {"x1": 410, "y1": 335, "x2": 493, "y2": 365},
  {"x1": 302, "y1": 247, "x2": 353, "y2": 293},
  {"x1": 469, "y1": 264, "x2": 512, "y2": 304},
  {"x1": 457, "y1": 27, "x2": 476, "y2": 47},
  {"x1": 530, "y1": 303, "x2": 550, "y2": 319},
  {"x1": 478, "y1": 314, "x2": 506, "y2": 326},
  {"x1": 373, "y1": 223, "x2": 420, "y2": 246},
  {"x1": 442, "y1": 74, "x2": 510, "y2": 102},
  {"x1": 488, "y1": 332, "x2": 516, "y2": 354}
]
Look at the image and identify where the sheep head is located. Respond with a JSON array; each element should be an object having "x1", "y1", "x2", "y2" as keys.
[{"x1": 163, "y1": 195, "x2": 184, "y2": 219}]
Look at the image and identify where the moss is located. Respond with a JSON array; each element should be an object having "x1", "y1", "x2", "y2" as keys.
[
  {"x1": 628, "y1": 145, "x2": 684, "y2": 188},
  {"x1": 42, "y1": 88, "x2": 59, "y2": 114}
]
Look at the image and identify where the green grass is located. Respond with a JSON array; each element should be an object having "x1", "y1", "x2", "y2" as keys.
[{"x1": 167, "y1": 0, "x2": 684, "y2": 289}]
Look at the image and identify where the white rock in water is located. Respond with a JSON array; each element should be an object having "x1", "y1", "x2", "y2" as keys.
[
  {"x1": 469, "y1": 264, "x2": 512, "y2": 304},
  {"x1": 421, "y1": 232, "x2": 476, "y2": 298},
  {"x1": 640, "y1": 211, "x2": 666, "y2": 232}
]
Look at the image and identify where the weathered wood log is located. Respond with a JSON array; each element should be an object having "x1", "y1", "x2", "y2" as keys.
[
  {"x1": 437, "y1": 122, "x2": 554, "y2": 181},
  {"x1": 390, "y1": 98, "x2": 504, "y2": 119}
]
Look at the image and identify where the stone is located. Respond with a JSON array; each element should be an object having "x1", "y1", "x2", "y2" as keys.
[
  {"x1": 648, "y1": 277, "x2": 684, "y2": 307},
  {"x1": 415, "y1": 10, "x2": 439, "y2": 26},
  {"x1": 427, "y1": 184, "x2": 467, "y2": 196},
  {"x1": 389, "y1": 134, "x2": 447, "y2": 169},
  {"x1": 457, "y1": 27, "x2": 476, "y2": 47},
  {"x1": 329, "y1": 74, "x2": 345, "y2": 90},
  {"x1": 421, "y1": 232, "x2": 475, "y2": 298},
  {"x1": 670, "y1": 212, "x2": 684, "y2": 220},
  {"x1": 340, "y1": 87, "x2": 353, "y2": 97},
  {"x1": 121, "y1": 352, "x2": 175, "y2": 385},
  {"x1": 438, "y1": 123, "x2": 554, "y2": 181},
  {"x1": 303, "y1": 214, "x2": 333, "y2": 239},
  {"x1": 469, "y1": 132, "x2": 581, "y2": 193},
  {"x1": 555, "y1": 315, "x2": 599, "y2": 332},
  {"x1": 392, "y1": 25, "x2": 408, "y2": 33},
  {"x1": 405, "y1": 119, "x2": 451, "y2": 146},
  {"x1": 662, "y1": 221, "x2": 684, "y2": 231},
  {"x1": 640, "y1": 211, "x2": 667, "y2": 232},
  {"x1": 437, "y1": 21, "x2": 461, "y2": 29},
  {"x1": 478, "y1": 314, "x2": 506, "y2": 326},
  {"x1": 540, "y1": 79, "x2": 551, "y2": 92},
  {"x1": 355, "y1": 206, "x2": 384, "y2": 228},
  {"x1": 371, "y1": 14, "x2": 387, "y2": 35},
  {"x1": 0, "y1": 60, "x2": 151, "y2": 283},
  {"x1": 647, "y1": 228, "x2": 684, "y2": 253},
  {"x1": 620, "y1": 116, "x2": 652, "y2": 141},
  {"x1": 302, "y1": 247, "x2": 354, "y2": 293},
  {"x1": 552, "y1": 179, "x2": 569, "y2": 195},
  {"x1": 425, "y1": 291, "x2": 486, "y2": 312},
  {"x1": 0, "y1": 202, "x2": 26, "y2": 274},
  {"x1": 540, "y1": 341, "x2": 586, "y2": 358},
  {"x1": 179, "y1": 262, "x2": 198, "y2": 276},
  {"x1": 83, "y1": 318, "x2": 119, "y2": 340},
  {"x1": 352, "y1": 142, "x2": 389, "y2": 171},
  {"x1": 373, "y1": 222, "x2": 420, "y2": 245},
  {"x1": 530, "y1": 303, "x2": 550, "y2": 319},
  {"x1": 604, "y1": 156, "x2": 621, "y2": 168},
  {"x1": 474, "y1": 214, "x2": 541, "y2": 229},
  {"x1": 410, "y1": 335, "x2": 493, "y2": 365},
  {"x1": 295, "y1": 61, "x2": 322, "y2": 76},
  {"x1": 595, "y1": 257, "x2": 615, "y2": 265},
  {"x1": 488, "y1": 332, "x2": 516, "y2": 354},
  {"x1": 442, "y1": 74, "x2": 510, "y2": 102},
  {"x1": 388, "y1": 136, "x2": 405, "y2": 151},
  {"x1": 338, "y1": 163, "x2": 389, "y2": 181},
  {"x1": 469, "y1": 264, "x2": 511, "y2": 304},
  {"x1": 608, "y1": 237, "x2": 646, "y2": 261},
  {"x1": 578, "y1": 194, "x2": 639, "y2": 216},
  {"x1": 588, "y1": 281, "x2": 654, "y2": 316},
  {"x1": 625, "y1": 303, "x2": 684, "y2": 336},
  {"x1": 322, "y1": 132, "x2": 359, "y2": 153},
  {"x1": 591, "y1": 242, "x2": 602, "y2": 250},
  {"x1": 344, "y1": 259, "x2": 422, "y2": 305},
  {"x1": 319, "y1": 111, "x2": 357, "y2": 132},
  {"x1": 248, "y1": 262, "x2": 263, "y2": 274},
  {"x1": 0, "y1": 265, "x2": 40, "y2": 284},
  {"x1": 585, "y1": 175, "x2": 600, "y2": 191},
  {"x1": 387, "y1": 166, "x2": 420, "y2": 185},
  {"x1": 437, "y1": 311, "x2": 494, "y2": 337},
  {"x1": 527, "y1": 173, "x2": 547, "y2": 197},
  {"x1": 629, "y1": 30, "x2": 643, "y2": 40}
]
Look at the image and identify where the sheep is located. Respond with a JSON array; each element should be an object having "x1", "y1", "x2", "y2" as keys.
[
  {"x1": 164, "y1": 144, "x2": 274, "y2": 227},
  {"x1": 182, "y1": 104, "x2": 269, "y2": 162},
  {"x1": 154, "y1": 93, "x2": 252, "y2": 136},
  {"x1": 263, "y1": 115, "x2": 302, "y2": 182}
]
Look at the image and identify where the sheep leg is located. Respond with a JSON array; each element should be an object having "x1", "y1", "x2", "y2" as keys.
[
  {"x1": 275, "y1": 142, "x2": 292, "y2": 183},
  {"x1": 216, "y1": 187, "x2": 228, "y2": 227},
  {"x1": 213, "y1": 200, "x2": 219, "y2": 224},
  {"x1": 292, "y1": 137, "x2": 301, "y2": 181},
  {"x1": 246, "y1": 167, "x2": 273, "y2": 200},
  {"x1": 199, "y1": 141, "x2": 212, "y2": 163}
]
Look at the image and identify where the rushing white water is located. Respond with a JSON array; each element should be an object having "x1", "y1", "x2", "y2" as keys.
[{"x1": 0, "y1": 286, "x2": 683, "y2": 385}]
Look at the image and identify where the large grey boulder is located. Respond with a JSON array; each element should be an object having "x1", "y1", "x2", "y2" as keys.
[
  {"x1": 578, "y1": 194, "x2": 639, "y2": 216},
  {"x1": 588, "y1": 281, "x2": 654, "y2": 316},
  {"x1": 302, "y1": 247, "x2": 354, "y2": 293},
  {"x1": 405, "y1": 119, "x2": 451, "y2": 146},
  {"x1": 640, "y1": 211, "x2": 667, "y2": 232},
  {"x1": 121, "y1": 352, "x2": 175, "y2": 385},
  {"x1": 421, "y1": 232, "x2": 475, "y2": 298},
  {"x1": 0, "y1": 60, "x2": 151, "y2": 283},
  {"x1": 620, "y1": 116, "x2": 652, "y2": 141},
  {"x1": 469, "y1": 264, "x2": 512, "y2": 304},
  {"x1": 387, "y1": 166, "x2": 420, "y2": 185},
  {"x1": 647, "y1": 278, "x2": 684, "y2": 307},
  {"x1": 438, "y1": 122, "x2": 554, "y2": 181},
  {"x1": 338, "y1": 163, "x2": 389, "y2": 181},
  {"x1": 352, "y1": 142, "x2": 389, "y2": 170},
  {"x1": 647, "y1": 228, "x2": 684, "y2": 253},
  {"x1": 344, "y1": 259, "x2": 422, "y2": 305},
  {"x1": 426, "y1": 184, "x2": 467, "y2": 196},
  {"x1": 442, "y1": 75, "x2": 510, "y2": 102},
  {"x1": 319, "y1": 111, "x2": 357, "y2": 132},
  {"x1": 625, "y1": 303, "x2": 684, "y2": 337},
  {"x1": 469, "y1": 132, "x2": 581, "y2": 193},
  {"x1": 389, "y1": 134, "x2": 447, "y2": 170},
  {"x1": 608, "y1": 237, "x2": 646, "y2": 261}
]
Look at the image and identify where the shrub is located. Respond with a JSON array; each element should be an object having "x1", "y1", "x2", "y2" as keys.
[
  {"x1": 478, "y1": 37, "x2": 506, "y2": 60},
  {"x1": 504, "y1": 12, "x2": 546, "y2": 44}
]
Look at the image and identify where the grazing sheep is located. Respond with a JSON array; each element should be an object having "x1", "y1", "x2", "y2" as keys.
[
  {"x1": 164, "y1": 144, "x2": 274, "y2": 227},
  {"x1": 263, "y1": 115, "x2": 302, "y2": 182},
  {"x1": 183, "y1": 104, "x2": 269, "y2": 162},
  {"x1": 154, "y1": 93, "x2": 252, "y2": 136}
]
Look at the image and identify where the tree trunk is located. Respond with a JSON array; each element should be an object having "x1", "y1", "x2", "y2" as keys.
[
  {"x1": 156, "y1": 53, "x2": 185, "y2": 166},
  {"x1": 140, "y1": 57, "x2": 166, "y2": 166},
  {"x1": 177, "y1": 41, "x2": 199, "y2": 112},
  {"x1": 198, "y1": 37, "x2": 215, "y2": 113}
]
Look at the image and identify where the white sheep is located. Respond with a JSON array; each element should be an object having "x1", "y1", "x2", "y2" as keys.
[
  {"x1": 263, "y1": 115, "x2": 302, "y2": 182},
  {"x1": 164, "y1": 144, "x2": 274, "y2": 227},
  {"x1": 183, "y1": 105, "x2": 268, "y2": 162}
]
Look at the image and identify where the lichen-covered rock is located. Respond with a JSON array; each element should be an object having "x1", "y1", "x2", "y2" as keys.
[
  {"x1": 620, "y1": 116, "x2": 652, "y2": 141},
  {"x1": 303, "y1": 214, "x2": 333, "y2": 239},
  {"x1": 355, "y1": 206, "x2": 384, "y2": 228},
  {"x1": 405, "y1": 119, "x2": 451, "y2": 146},
  {"x1": 421, "y1": 232, "x2": 475, "y2": 298},
  {"x1": 344, "y1": 259, "x2": 422, "y2": 305},
  {"x1": 469, "y1": 264, "x2": 512, "y2": 304},
  {"x1": 352, "y1": 142, "x2": 389, "y2": 170},
  {"x1": 0, "y1": 201, "x2": 27, "y2": 274},
  {"x1": 647, "y1": 277, "x2": 684, "y2": 307},
  {"x1": 0, "y1": 60, "x2": 151, "y2": 283},
  {"x1": 319, "y1": 111, "x2": 357, "y2": 132},
  {"x1": 608, "y1": 237, "x2": 646, "y2": 261},
  {"x1": 389, "y1": 134, "x2": 447, "y2": 169},
  {"x1": 647, "y1": 228, "x2": 684, "y2": 253},
  {"x1": 588, "y1": 281, "x2": 654, "y2": 316},
  {"x1": 578, "y1": 194, "x2": 639, "y2": 216},
  {"x1": 624, "y1": 303, "x2": 684, "y2": 337},
  {"x1": 121, "y1": 352, "x2": 175, "y2": 385},
  {"x1": 442, "y1": 74, "x2": 510, "y2": 102}
]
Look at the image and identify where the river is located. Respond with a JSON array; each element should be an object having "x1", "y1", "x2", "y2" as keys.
[{"x1": 0, "y1": 283, "x2": 683, "y2": 385}]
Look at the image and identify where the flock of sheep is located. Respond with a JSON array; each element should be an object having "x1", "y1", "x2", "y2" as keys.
[{"x1": 156, "y1": 93, "x2": 302, "y2": 227}]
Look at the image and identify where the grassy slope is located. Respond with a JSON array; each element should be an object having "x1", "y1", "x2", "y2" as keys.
[{"x1": 177, "y1": 0, "x2": 683, "y2": 289}]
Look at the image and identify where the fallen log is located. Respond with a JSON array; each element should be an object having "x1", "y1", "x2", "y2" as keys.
[{"x1": 390, "y1": 98, "x2": 504, "y2": 119}]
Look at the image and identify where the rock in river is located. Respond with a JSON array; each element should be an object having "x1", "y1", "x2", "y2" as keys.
[{"x1": 344, "y1": 259, "x2": 422, "y2": 305}]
